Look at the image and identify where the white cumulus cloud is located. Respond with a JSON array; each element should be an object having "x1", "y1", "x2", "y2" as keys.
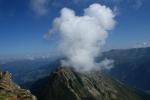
[{"x1": 46, "y1": 3, "x2": 116, "y2": 72}]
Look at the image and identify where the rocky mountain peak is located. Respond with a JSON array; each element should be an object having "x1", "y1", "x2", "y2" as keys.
[{"x1": 33, "y1": 67, "x2": 149, "y2": 100}]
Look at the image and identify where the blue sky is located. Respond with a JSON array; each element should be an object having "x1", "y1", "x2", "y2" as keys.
[{"x1": 0, "y1": 0, "x2": 150, "y2": 59}]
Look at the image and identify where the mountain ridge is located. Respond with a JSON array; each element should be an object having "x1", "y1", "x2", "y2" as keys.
[{"x1": 31, "y1": 67, "x2": 150, "y2": 100}]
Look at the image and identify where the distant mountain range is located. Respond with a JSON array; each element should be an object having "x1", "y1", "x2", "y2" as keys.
[
  {"x1": 0, "y1": 58, "x2": 60, "y2": 85},
  {"x1": 30, "y1": 67, "x2": 150, "y2": 100},
  {"x1": 100, "y1": 47, "x2": 150, "y2": 92},
  {"x1": 1, "y1": 47, "x2": 150, "y2": 93}
]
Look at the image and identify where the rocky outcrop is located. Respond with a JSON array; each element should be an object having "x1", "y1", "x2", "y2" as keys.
[{"x1": 0, "y1": 71, "x2": 37, "y2": 100}]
